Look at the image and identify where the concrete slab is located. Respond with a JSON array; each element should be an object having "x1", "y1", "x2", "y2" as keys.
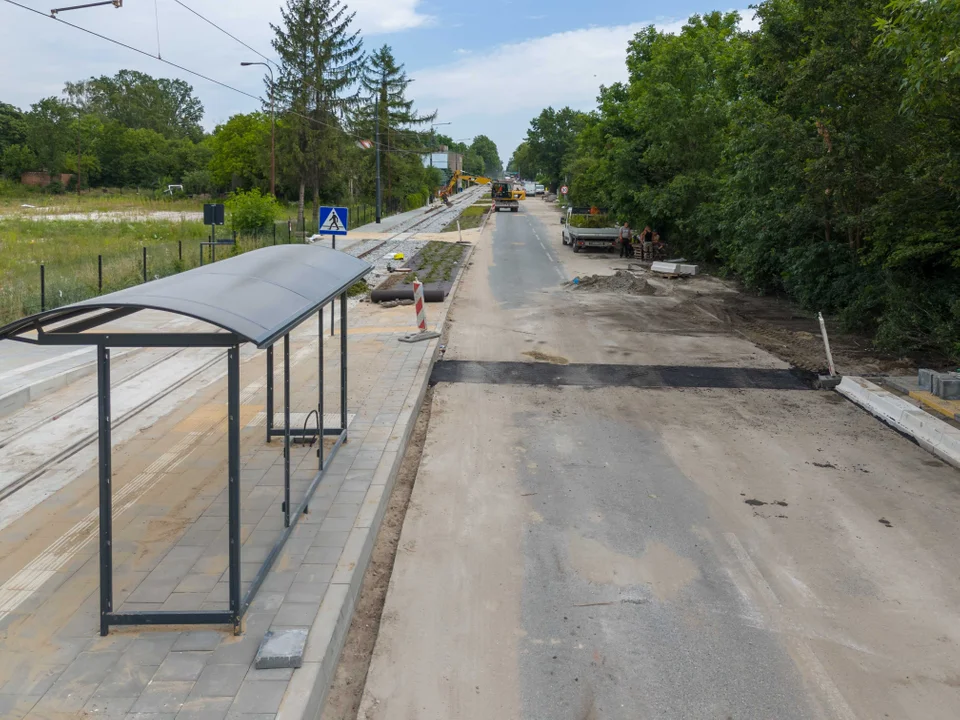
[{"x1": 254, "y1": 629, "x2": 308, "y2": 669}]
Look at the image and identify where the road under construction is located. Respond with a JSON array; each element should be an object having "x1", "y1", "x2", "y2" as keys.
[{"x1": 0, "y1": 192, "x2": 959, "y2": 720}]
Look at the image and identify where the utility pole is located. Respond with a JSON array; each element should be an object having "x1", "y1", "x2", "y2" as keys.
[
  {"x1": 77, "y1": 130, "x2": 81, "y2": 197},
  {"x1": 375, "y1": 98, "x2": 382, "y2": 224},
  {"x1": 241, "y1": 62, "x2": 275, "y2": 197}
]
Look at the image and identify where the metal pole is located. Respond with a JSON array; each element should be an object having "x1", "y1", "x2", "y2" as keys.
[
  {"x1": 330, "y1": 294, "x2": 335, "y2": 337},
  {"x1": 97, "y1": 344, "x2": 113, "y2": 636},
  {"x1": 227, "y1": 345, "x2": 241, "y2": 633},
  {"x1": 98, "y1": 255, "x2": 102, "y2": 294},
  {"x1": 340, "y1": 291, "x2": 348, "y2": 439},
  {"x1": 283, "y1": 333, "x2": 291, "y2": 528},
  {"x1": 318, "y1": 309, "x2": 324, "y2": 469},
  {"x1": 40, "y1": 264, "x2": 45, "y2": 312},
  {"x1": 142, "y1": 246, "x2": 147, "y2": 283},
  {"x1": 818, "y1": 312, "x2": 837, "y2": 377},
  {"x1": 266, "y1": 345, "x2": 274, "y2": 443},
  {"x1": 273, "y1": 223, "x2": 276, "y2": 246},
  {"x1": 269, "y1": 67, "x2": 275, "y2": 198},
  {"x1": 178, "y1": 240, "x2": 182, "y2": 262},
  {"x1": 375, "y1": 99, "x2": 382, "y2": 224}
]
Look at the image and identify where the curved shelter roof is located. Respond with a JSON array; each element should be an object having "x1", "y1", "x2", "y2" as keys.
[{"x1": 0, "y1": 244, "x2": 372, "y2": 348}]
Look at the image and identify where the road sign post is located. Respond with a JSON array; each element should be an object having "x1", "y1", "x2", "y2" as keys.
[
  {"x1": 560, "y1": 185, "x2": 569, "y2": 195},
  {"x1": 317, "y1": 206, "x2": 349, "y2": 336}
]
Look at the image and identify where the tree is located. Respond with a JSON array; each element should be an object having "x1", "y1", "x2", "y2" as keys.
[
  {"x1": 463, "y1": 149, "x2": 485, "y2": 176},
  {"x1": 25, "y1": 97, "x2": 75, "y2": 173},
  {"x1": 524, "y1": 106, "x2": 588, "y2": 189},
  {"x1": 357, "y1": 45, "x2": 436, "y2": 208},
  {"x1": 1, "y1": 144, "x2": 36, "y2": 179},
  {"x1": 63, "y1": 70, "x2": 204, "y2": 141},
  {"x1": 272, "y1": 0, "x2": 365, "y2": 228},
  {"x1": 470, "y1": 135, "x2": 502, "y2": 177},
  {"x1": 0, "y1": 102, "x2": 27, "y2": 156},
  {"x1": 209, "y1": 113, "x2": 271, "y2": 191},
  {"x1": 507, "y1": 141, "x2": 536, "y2": 179}
]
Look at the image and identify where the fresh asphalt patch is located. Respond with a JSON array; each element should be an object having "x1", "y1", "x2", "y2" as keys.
[{"x1": 430, "y1": 361, "x2": 811, "y2": 390}]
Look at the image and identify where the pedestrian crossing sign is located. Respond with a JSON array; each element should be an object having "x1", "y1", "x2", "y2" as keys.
[{"x1": 318, "y1": 206, "x2": 348, "y2": 236}]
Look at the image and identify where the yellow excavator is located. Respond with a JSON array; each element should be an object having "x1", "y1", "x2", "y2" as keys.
[{"x1": 439, "y1": 170, "x2": 491, "y2": 201}]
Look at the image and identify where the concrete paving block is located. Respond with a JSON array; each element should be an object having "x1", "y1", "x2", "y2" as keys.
[
  {"x1": 175, "y1": 696, "x2": 233, "y2": 720},
  {"x1": 172, "y1": 631, "x2": 223, "y2": 652},
  {"x1": 154, "y1": 651, "x2": 209, "y2": 682},
  {"x1": 918, "y1": 368, "x2": 935, "y2": 392},
  {"x1": 254, "y1": 629, "x2": 307, "y2": 669},
  {"x1": 940, "y1": 376, "x2": 960, "y2": 400},
  {"x1": 129, "y1": 680, "x2": 194, "y2": 714},
  {"x1": 651, "y1": 261, "x2": 680, "y2": 274},
  {"x1": 678, "y1": 264, "x2": 699, "y2": 275},
  {"x1": 230, "y1": 679, "x2": 288, "y2": 714},
  {"x1": 273, "y1": 601, "x2": 319, "y2": 627},
  {"x1": 190, "y1": 663, "x2": 248, "y2": 698}
]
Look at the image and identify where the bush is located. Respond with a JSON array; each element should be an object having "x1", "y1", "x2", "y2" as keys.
[
  {"x1": 569, "y1": 214, "x2": 612, "y2": 229},
  {"x1": 182, "y1": 169, "x2": 213, "y2": 196},
  {"x1": 227, "y1": 188, "x2": 280, "y2": 234},
  {"x1": 403, "y1": 192, "x2": 424, "y2": 211}
]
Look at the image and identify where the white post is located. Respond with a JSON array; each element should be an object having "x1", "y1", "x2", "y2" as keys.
[
  {"x1": 818, "y1": 312, "x2": 837, "y2": 377},
  {"x1": 457, "y1": 220, "x2": 462, "y2": 243}
]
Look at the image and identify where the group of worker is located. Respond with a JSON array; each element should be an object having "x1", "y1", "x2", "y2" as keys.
[{"x1": 618, "y1": 223, "x2": 661, "y2": 260}]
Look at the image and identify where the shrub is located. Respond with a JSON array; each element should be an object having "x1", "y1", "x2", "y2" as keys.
[
  {"x1": 182, "y1": 169, "x2": 213, "y2": 196},
  {"x1": 227, "y1": 188, "x2": 280, "y2": 234}
]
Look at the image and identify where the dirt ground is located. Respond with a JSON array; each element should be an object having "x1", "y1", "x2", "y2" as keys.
[{"x1": 320, "y1": 388, "x2": 434, "y2": 720}]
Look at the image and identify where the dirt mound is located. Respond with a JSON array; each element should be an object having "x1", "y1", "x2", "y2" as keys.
[{"x1": 569, "y1": 270, "x2": 657, "y2": 295}]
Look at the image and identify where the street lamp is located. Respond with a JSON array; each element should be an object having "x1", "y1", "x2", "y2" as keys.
[
  {"x1": 241, "y1": 62, "x2": 275, "y2": 197},
  {"x1": 429, "y1": 121, "x2": 451, "y2": 168}
]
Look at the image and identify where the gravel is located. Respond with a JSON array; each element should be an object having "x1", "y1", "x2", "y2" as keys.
[{"x1": 569, "y1": 270, "x2": 657, "y2": 295}]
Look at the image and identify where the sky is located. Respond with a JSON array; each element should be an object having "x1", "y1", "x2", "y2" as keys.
[{"x1": 0, "y1": 0, "x2": 758, "y2": 165}]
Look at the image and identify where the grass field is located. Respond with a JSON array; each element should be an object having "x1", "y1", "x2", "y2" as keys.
[
  {"x1": 442, "y1": 203, "x2": 489, "y2": 232},
  {"x1": 0, "y1": 186, "x2": 385, "y2": 326},
  {"x1": 0, "y1": 217, "x2": 289, "y2": 324}
]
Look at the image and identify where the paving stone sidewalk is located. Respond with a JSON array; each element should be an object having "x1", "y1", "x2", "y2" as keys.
[{"x1": 0, "y1": 290, "x2": 452, "y2": 719}]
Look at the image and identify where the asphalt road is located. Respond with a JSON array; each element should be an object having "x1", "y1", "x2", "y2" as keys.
[{"x1": 358, "y1": 200, "x2": 960, "y2": 719}]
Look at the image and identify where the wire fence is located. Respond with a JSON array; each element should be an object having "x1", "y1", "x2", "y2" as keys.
[{"x1": 1, "y1": 202, "x2": 386, "y2": 325}]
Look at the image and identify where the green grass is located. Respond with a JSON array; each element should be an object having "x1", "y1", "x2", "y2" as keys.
[
  {"x1": 402, "y1": 242, "x2": 466, "y2": 285},
  {"x1": 0, "y1": 217, "x2": 292, "y2": 324},
  {"x1": 442, "y1": 204, "x2": 488, "y2": 233}
]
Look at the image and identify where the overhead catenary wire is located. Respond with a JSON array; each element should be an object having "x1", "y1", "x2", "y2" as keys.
[
  {"x1": 3, "y1": 0, "x2": 458, "y2": 158},
  {"x1": 170, "y1": 0, "x2": 275, "y2": 68}
]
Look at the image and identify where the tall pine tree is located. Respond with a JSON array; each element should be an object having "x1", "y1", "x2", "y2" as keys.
[
  {"x1": 358, "y1": 45, "x2": 436, "y2": 208},
  {"x1": 272, "y1": 0, "x2": 364, "y2": 228}
]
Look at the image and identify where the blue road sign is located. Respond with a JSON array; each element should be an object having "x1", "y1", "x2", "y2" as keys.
[{"x1": 318, "y1": 206, "x2": 349, "y2": 236}]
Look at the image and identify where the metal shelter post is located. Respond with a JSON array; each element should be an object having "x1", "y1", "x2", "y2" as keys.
[
  {"x1": 265, "y1": 345, "x2": 274, "y2": 443},
  {"x1": 97, "y1": 344, "x2": 113, "y2": 636},
  {"x1": 283, "y1": 334, "x2": 291, "y2": 528},
  {"x1": 227, "y1": 345, "x2": 242, "y2": 632},
  {"x1": 318, "y1": 309, "x2": 324, "y2": 469},
  {"x1": 340, "y1": 291, "x2": 348, "y2": 439}
]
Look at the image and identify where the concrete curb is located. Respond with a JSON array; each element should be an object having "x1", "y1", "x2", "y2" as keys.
[
  {"x1": 837, "y1": 376, "x2": 960, "y2": 470},
  {"x1": 276, "y1": 240, "x2": 478, "y2": 720},
  {"x1": 0, "y1": 358, "x2": 97, "y2": 419}
]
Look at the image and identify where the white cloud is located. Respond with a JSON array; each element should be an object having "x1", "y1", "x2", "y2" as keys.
[
  {"x1": 0, "y1": 0, "x2": 429, "y2": 129},
  {"x1": 349, "y1": 0, "x2": 433, "y2": 34},
  {"x1": 410, "y1": 11, "x2": 755, "y2": 159}
]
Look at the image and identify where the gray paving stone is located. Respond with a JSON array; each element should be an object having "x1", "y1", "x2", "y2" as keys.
[
  {"x1": 189, "y1": 664, "x2": 248, "y2": 698},
  {"x1": 303, "y1": 545, "x2": 342, "y2": 565},
  {"x1": 122, "y1": 635, "x2": 181, "y2": 665},
  {"x1": 254, "y1": 629, "x2": 307, "y2": 669},
  {"x1": 224, "y1": 712, "x2": 275, "y2": 720},
  {"x1": 230, "y1": 679, "x2": 288, "y2": 714},
  {"x1": 284, "y1": 581, "x2": 328, "y2": 604},
  {"x1": 0, "y1": 694, "x2": 39, "y2": 719},
  {"x1": 161, "y1": 592, "x2": 209, "y2": 611},
  {"x1": 208, "y1": 636, "x2": 260, "y2": 667},
  {"x1": 92, "y1": 661, "x2": 157, "y2": 697},
  {"x1": 84, "y1": 695, "x2": 138, "y2": 716},
  {"x1": 39, "y1": 650, "x2": 122, "y2": 710},
  {"x1": 172, "y1": 631, "x2": 223, "y2": 652},
  {"x1": 129, "y1": 680, "x2": 194, "y2": 714},
  {"x1": 0, "y1": 662, "x2": 65, "y2": 696},
  {"x1": 125, "y1": 712, "x2": 177, "y2": 719},
  {"x1": 176, "y1": 696, "x2": 233, "y2": 720},
  {"x1": 319, "y1": 516, "x2": 354, "y2": 533},
  {"x1": 154, "y1": 651, "x2": 210, "y2": 681},
  {"x1": 313, "y1": 530, "x2": 349, "y2": 547},
  {"x1": 325, "y1": 502, "x2": 361, "y2": 519},
  {"x1": 272, "y1": 602, "x2": 318, "y2": 628},
  {"x1": 294, "y1": 564, "x2": 335, "y2": 585}
]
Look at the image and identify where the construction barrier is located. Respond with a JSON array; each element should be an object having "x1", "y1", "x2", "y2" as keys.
[{"x1": 414, "y1": 280, "x2": 427, "y2": 331}]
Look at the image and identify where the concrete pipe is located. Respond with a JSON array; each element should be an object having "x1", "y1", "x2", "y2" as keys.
[{"x1": 370, "y1": 288, "x2": 445, "y2": 303}]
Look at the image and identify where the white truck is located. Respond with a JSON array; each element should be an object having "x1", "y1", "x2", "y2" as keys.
[{"x1": 561, "y1": 206, "x2": 620, "y2": 253}]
